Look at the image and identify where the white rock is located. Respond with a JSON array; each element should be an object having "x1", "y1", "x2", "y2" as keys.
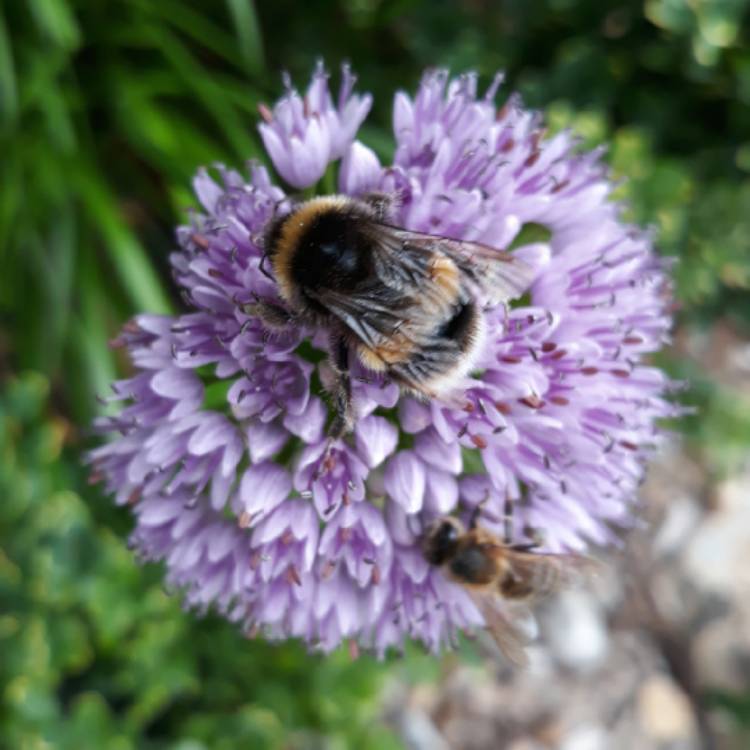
[
  {"x1": 586, "y1": 555, "x2": 623, "y2": 611},
  {"x1": 542, "y1": 590, "x2": 609, "y2": 672},
  {"x1": 636, "y1": 674, "x2": 697, "y2": 741},
  {"x1": 691, "y1": 613, "x2": 750, "y2": 692},
  {"x1": 507, "y1": 740, "x2": 548, "y2": 750},
  {"x1": 647, "y1": 564, "x2": 699, "y2": 629},
  {"x1": 715, "y1": 470, "x2": 750, "y2": 512},
  {"x1": 558, "y1": 724, "x2": 608, "y2": 750},
  {"x1": 398, "y1": 708, "x2": 451, "y2": 750},
  {"x1": 652, "y1": 493, "x2": 703, "y2": 557},
  {"x1": 682, "y1": 507, "x2": 750, "y2": 598},
  {"x1": 728, "y1": 342, "x2": 750, "y2": 375}
]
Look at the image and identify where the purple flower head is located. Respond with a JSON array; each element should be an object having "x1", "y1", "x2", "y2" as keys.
[{"x1": 91, "y1": 65, "x2": 680, "y2": 655}]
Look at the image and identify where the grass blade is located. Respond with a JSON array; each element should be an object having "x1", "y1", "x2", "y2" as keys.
[{"x1": 226, "y1": 0, "x2": 265, "y2": 76}]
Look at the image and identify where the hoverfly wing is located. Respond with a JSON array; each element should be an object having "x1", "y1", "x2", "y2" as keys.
[
  {"x1": 383, "y1": 227, "x2": 537, "y2": 307},
  {"x1": 467, "y1": 588, "x2": 531, "y2": 668},
  {"x1": 502, "y1": 550, "x2": 599, "y2": 602}
]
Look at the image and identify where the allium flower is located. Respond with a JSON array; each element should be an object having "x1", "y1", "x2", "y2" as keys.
[
  {"x1": 258, "y1": 60, "x2": 372, "y2": 189},
  {"x1": 90, "y1": 65, "x2": 680, "y2": 654}
]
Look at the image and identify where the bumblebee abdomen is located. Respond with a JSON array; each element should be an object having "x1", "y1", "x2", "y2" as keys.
[{"x1": 434, "y1": 300, "x2": 479, "y2": 351}]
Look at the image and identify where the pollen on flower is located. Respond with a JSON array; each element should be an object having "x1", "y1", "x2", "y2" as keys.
[{"x1": 90, "y1": 63, "x2": 681, "y2": 656}]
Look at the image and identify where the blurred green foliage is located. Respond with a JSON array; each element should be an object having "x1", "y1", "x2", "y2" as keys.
[
  {"x1": 0, "y1": 372, "x2": 402, "y2": 749},
  {"x1": 1, "y1": 0, "x2": 750, "y2": 746}
]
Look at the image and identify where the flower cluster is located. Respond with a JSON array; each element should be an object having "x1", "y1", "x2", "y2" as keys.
[{"x1": 90, "y1": 65, "x2": 679, "y2": 654}]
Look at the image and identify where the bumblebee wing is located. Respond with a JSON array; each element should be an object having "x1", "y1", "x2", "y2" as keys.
[
  {"x1": 306, "y1": 219, "x2": 534, "y2": 385},
  {"x1": 501, "y1": 550, "x2": 598, "y2": 601},
  {"x1": 307, "y1": 284, "x2": 409, "y2": 351},
  {"x1": 380, "y1": 226, "x2": 537, "y2": 307},
  {"x1": 466, "y1": 588, "x2": 531, "y2": 667},
  {"x1": 307, "y1": 283, "x2": 466, "y2": 388}
]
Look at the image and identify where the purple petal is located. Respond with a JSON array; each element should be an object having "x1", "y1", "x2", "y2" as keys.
[
  {"x1": 355, "y1": 415, "x2": 398, "y2": 468},
  {"x1": 247, "y1": 420, "x2": 289, "y2": 463},
  {"x1": 206, "y1": 523, "x2": 238, "y2": 563},
  {"x1": 239, "y1": 462, "x2": 292, "y2": 516},
  {"x1": 150, "y1": 368, "x2": 203, "y2": 402},
  {"x1": 252, "y1": 501, "x2": 294, "y2": 544},
  {"x1": 192, "y1": 168, "x2": 223, "y2": 214},
  {"x1": 283, "y1": 396, "x2": 326, "y2": 442},
  {"x1": 339, "y1": 141, "x2": 382, "y2": 195},
  {"x1": 424, "y1": 470, "x2": 459, "y2": 514},
  {"x1": 384, "y1": 450, "x2": 426, "y2": 513},
  {"x1": 138, "y1": 498, "x2": 183, "y2": 526},
  {"x1": 414, "y1": 428, "x2": 462, "y2": 474},
  {"x1": 187, "y1": 414, "x2": 236, "y2": 456},
  {"x1": 398, "y1": 398, "x2": 432, "y2": 433}
]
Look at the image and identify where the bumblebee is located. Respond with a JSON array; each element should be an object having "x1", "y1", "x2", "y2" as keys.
[
  {"x1": 423, "y1": 509, "x2": 595, "y2": 666},
  {"x1": 253, "y1": 193, "x2": 535, "y2": 437}
]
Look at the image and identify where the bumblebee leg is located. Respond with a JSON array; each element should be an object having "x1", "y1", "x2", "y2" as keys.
[
  {"x1": 510, "y1": 526, "x2": 544, "y2": 552},
  {"x1": 360, "y1": 192, "x2": 396, "y2": 222},
  {"x1": 328, "y1": 336, "x2": 354, "y2": 438},
  {"x1": 312, "y1": 338, "x2": 353, "y2": 480},
  {"x1": 243, "y1": 299, "x2": 296, "y2": 329},
  {"x1": 468, "y1": 493, "x2": 489, "y2": 530},
  {"x1": 503, "y1": 495, "x2": 514, "y2": 544},
  {"x1": 258, "y1": 252, "x2": 274, "y2": 281},
  {"x1": 509, "y1": 542, "x2": 538, "y2": 552}
]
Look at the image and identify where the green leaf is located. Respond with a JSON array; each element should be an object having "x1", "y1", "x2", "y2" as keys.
[
  {"x1": 226, "y1": 0, "x2": 265, "y2": 75},
  {"x1": 74, "y1": 168, "x2": 173, "y2": 315},
  {"x1": 141, "y1": 23, "x2": 259, "y2": 160},
  {"x1": 0, "y1": 7, "x2": 18, "y2": 126},
  {"x1": 28, "y1": 0, "x2": 81, "y2": 50},
  {"x1": 508, "y1": 222, "x2": 552, "y2": 251}
]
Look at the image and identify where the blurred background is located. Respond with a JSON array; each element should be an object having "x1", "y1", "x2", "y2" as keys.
[{"x1": 1, "y1": 1, "x2": 749, "y2": 748}]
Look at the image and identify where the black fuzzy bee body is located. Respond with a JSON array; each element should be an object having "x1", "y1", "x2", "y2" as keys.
[{"x1": 258, "y1": 194, "x2": 534, "y2": 436}]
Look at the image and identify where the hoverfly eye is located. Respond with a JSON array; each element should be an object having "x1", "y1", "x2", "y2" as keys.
[
  {"x1": 423, "y1": 518, "x2": 461, "y2": 566},
  {"x1": 438, "y1": 520, "x2": 459, "y2": 545}
]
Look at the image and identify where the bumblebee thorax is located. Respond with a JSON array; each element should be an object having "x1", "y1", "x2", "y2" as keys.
[{"x1": 268, "y1": 197, "x2": 375, "y2": 305}]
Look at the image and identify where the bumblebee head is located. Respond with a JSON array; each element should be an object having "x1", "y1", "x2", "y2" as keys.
[{"x1": 422, "y1": 516, "x2": 464, "y2": 566}]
